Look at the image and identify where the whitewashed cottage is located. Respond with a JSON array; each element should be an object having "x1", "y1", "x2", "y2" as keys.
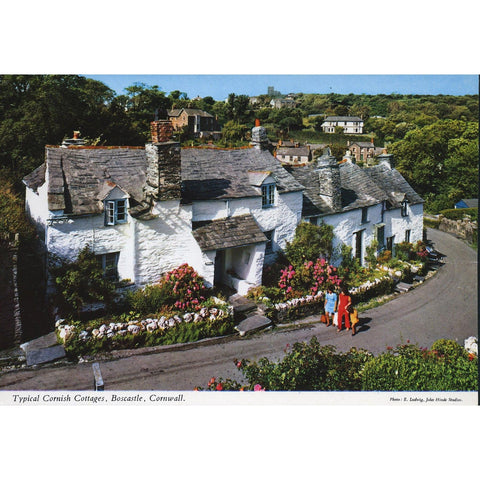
[
  {"x1": 23, "y1": 120, "x2": 423, "y2": 297},
  {"x1": 287, "y1": 149, "x2": 424, "y2": 264},
  {"x1": 23, "y1": 120, "x2": 303, "y2": 296}
]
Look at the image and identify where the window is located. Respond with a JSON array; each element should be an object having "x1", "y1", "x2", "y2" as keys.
[
  {"x1": 375, "y1": 224, "x2": 385, "y2": 249},
  {"x1": 264, "y1": 230, "x2": 274, "y2": 254},
  {"x1": 361, "y1": 206, "x2": 368, "y2": 223},
  {"x1": 401, "y1": 199, "x2": 409, "y2": 217},
  {"x1": 105, "y1": 199, "x2": 127, "y2": 225},
  {"x1": 386, "y1": 236, "x2": 394, "y2": 252},
  {"x1": 262, "y1": 183, "x2": 275, "y2": 208},
  {"x1": 96, "y1": 252, "x2": 119, "y2": 281},
  {"x1": 405, "y1": 229, "x2": 411, "y2": 243},
  {"x1": 354, "y1": 231, "x2": 363, "y2": 264}
]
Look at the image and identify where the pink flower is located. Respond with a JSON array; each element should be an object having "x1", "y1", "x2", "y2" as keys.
[
  {"x1": 236, "y1": 361, "x2": 242, "y2": 368},
  {"x1": 254, "y1": 384, "x2": 265, "y2": 392}
]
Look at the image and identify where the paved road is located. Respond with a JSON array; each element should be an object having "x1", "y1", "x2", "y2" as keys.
[{"x1": 0, "y1": 228, "x2": 477, "y2": 391}]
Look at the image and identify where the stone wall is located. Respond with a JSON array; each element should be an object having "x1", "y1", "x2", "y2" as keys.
[
  {"x1": 438, "y1": 215, "x2": 478, "y2": 243},
  {"x1": 0, "y1": 235, "x2": 22, "y2": 349}
]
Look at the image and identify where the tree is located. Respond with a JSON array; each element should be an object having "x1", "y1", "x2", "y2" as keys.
[{"x1": 0, "y1": 181, "x2": 34, "y2": 237}]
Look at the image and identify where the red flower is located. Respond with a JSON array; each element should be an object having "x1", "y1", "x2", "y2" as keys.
[
  {"x1": 208, "y1": 377, "x2": 215, "y2": 387},
  {"x1": 216, "y1": 383, "x2": 223, "y2": 391}
]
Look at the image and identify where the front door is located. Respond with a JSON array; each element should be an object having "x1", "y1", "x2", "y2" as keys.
[{"x1": 214, "y1": 250, "x2": 225, "y2": 286}]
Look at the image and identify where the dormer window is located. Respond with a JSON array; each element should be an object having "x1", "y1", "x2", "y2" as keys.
[
  {"x1": 262, "y1": 183, "x2": 275, "y2": 208},
  {"x1": 105, "y1": 199, "x2": 128, "y2": 225}
]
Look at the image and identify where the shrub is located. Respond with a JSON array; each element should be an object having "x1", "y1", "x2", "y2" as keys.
[
  {"x1": 439, "y1": 207, "x2": 477, "y2": 222},
  {"x1": 361, "y1": 341, "x2": 478, "y2": 391},
  {"x1": 50, "y1": 246, "x2": 116, "y2": 318},
  {"x1": 285, "y1": 222, "x2": 334, "y2": 267},
  {"x1": 126, "y1": 264, "x2": 207, "y2": 314}
]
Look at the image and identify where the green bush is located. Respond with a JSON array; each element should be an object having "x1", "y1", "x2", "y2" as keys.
[
  {"x1": 423, "y1": 217, "x2": 440, "y2": 229},
  {"x1": 50, "y1": 246, "x2": 116, "y2": 318},
  {"x1": 439, "y1": 207, "x2": 477, "y2": 221},
  {"x1": 234, "y1": 337, "x2": 372, "y2": 391},
  {"x1": 285, "y1": 222, "x2": 334, "y2": 267},
  {"x1": 126, "y1": 264, "x2": 207, "y2": 314},
  {"x1": 361, "y1": 342, "x2": 477, "y2": 391}
]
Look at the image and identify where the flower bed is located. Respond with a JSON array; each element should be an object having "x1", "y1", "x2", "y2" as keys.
[{"x1": 56, "y1": 297, "x2": 234, "y2": 357}]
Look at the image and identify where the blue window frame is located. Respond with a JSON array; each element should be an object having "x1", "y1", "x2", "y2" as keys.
[
  {"x1": 262, "y1": 183, "x2": 275, "y2": 208},
  {"x1": 105, "y1": 199, "x2": 127, "y2": 225},
  {"x1": 96, "y1": 252, "x2": 120, "y2": 281}
]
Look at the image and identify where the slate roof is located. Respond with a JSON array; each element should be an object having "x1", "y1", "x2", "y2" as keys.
[
  {"x1": 456, "y1": 198, "x2": 478, "y2": 208},
  {"x1": 23, "y1": 144, "x2": 304, "y2": 215},
  {"x1": 181, "y1": 148, "x2": 304, "y2": 203},
  {"x1": 22, "y1": 163, "x2": 46, "y2": 192},
  {"x1": 23, "y1": 146, "x2": 147, "y2": 215},
  {"x1": 363, "y1": 163, "x2": 424, "y2": 208},
  {"x1": 350, "y1": 142, "x2": 375, "y2": 148},
  {"x1": 192, "y1": 214, "x2": 266, "y2": 251},
  {"x1": 323, "y1": 116, "x2": 363, "y2": 122},
  {"x1": 276, "y1": 146, "x2": 311, "y2": 157},
  {"x1": 168, "y1": 108, "x2": 213, "y2": 118},
  {"x1": 288, "y1": 161, "x2": 390, "y2": 217}
]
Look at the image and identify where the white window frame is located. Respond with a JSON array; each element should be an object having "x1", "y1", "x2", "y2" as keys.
[
  {"x1": 105, "y1": 199, "x2": 128, "y2": 226},
  {"x1": 261, "y1": 183, "x2": 275, "y2": 208}
]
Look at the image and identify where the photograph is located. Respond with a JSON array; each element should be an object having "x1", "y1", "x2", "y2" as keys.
[{"x1": 0, "y1": 73, "x2": 477, "y2": 404}]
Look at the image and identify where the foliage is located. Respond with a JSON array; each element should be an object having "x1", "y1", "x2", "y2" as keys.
[
  {"x1": 0, "y1": 180, "x2": 35, "y2": 238},
  {"x1": 0, "y1": 75, "x2": 141, "y2": 188},
  {"x1": 362, "y1": 341, "x2": 477, "y2": 391},
  {"x1": 390, "y1": 120, "x2": 478, "y2": 212},
  {"x1": 220, "y1": 120, "x2": 250, "y2": 142},
  {"x1": 207, "y1": 337, "x2": 372, "y2": 391},
  {"x1": 285, "y1": 222, "x2": 334, "y2": 267},
  {"x1": 439, "y1": 208, "x2": 477, "y2": 222},
  {"x1": 365, "y1": 240, "x2": 379, "y2": 268},
  {"x1": 200, "y1": 337, "x2": 477, "y2": 392},
  {"x1": 126, "y1": 264, "x2": 207, "y2": 314},
  {"x1": 338, "y1": 244, "x2": 363, "y2": 281},
  {"x1": 50, "y1": 246, "x2": 116, "y2": 318},
  {"x1": 62, "y1": 314, "x2": 234, "y2": 358}
]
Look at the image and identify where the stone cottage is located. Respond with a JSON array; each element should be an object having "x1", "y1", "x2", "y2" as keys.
[
  {"x1": 23, "y1": 121, "x2": 303, "y2": 296},
  {"x1": 287, "y1": 149, "x2": 424, "y2": 264},
  {"x1": 23, "y1": 120, "x2": 423, "y2": 298}
]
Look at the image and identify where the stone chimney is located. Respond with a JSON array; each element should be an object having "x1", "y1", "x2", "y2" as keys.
[
  {"x1": 343, "y1": 149, "x2": 354, "y2": 164},
  {"x1": 145, "y1": 118, "x2": 181, "y2": 201},
  {"x1": 315, "y1": 149, "x2": 342, "y2": 211},
  {"x1": 377, "y1": 150, "x2": 395, "y2": 169},
  {"x1": 251, "y1": 119, "x2": 269, "y2": 150}
]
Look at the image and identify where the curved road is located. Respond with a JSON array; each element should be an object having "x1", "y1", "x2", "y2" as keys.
[{"x1": 0, "y1": 228, "x2": 477, "y2": 391}]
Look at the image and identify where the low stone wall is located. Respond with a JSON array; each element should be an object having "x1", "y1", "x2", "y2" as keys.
[{"x1": 438, "y1": 215, "x2": 477, "y2": 243}]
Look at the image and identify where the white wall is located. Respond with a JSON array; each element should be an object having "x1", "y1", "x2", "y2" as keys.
[{"x1": 25, "y1": 184, "x2": 49, "y2": 240}]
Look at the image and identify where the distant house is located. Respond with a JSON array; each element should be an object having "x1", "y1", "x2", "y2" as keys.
[
  {"x1": 167, "y1": 108, "x2": 218, "y2": 137},
  {"x1": 275, "y1": 146, "x2": 312, "y2": 166},
  {"x1": 455, "y1": 199, "x2": 478, "y2": 209},
  {"x1": 321, "y1": 116, "x2": 364, "y2": 134},
  {"x1": 270, "y1": 98, "x2": 297, "y2": 109},
  {"x1": 348, "y1": 140, "x2": 377, "y2": 163}
]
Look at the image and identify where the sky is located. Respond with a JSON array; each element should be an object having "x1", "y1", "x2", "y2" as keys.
[{"x1": 86, "y1": 74, "x2": 478, "y2": 100}]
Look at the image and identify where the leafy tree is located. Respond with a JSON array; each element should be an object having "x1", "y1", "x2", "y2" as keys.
[
  {"x1": 0, "y1": 181, "x2": 34, "y2": 237},
  {"x1": 285, "y1": 222, "x2": 334, "y2": 267},
  {"x1": 221, "y1": 120, "x2": 249, "y2": 142},
  {"x1": 50, "y1": 246, "x2": 116, "y2": 318}
]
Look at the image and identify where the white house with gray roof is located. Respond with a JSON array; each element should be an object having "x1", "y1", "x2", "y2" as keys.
[
  {"x1": 322, "y1": 116, "x2": 364, "y2": 134},
  {"x1": 23, "y1": 121, "x2": 422, "y2": 299},
  {"x1": 23, "y1": 121, "x2": 304, "y2": 296},
  {"x1": 287, "y1": 149, "x2": 424, "y2": 264}
]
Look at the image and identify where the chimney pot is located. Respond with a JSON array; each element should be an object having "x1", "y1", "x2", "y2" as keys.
[
  {"x1": 73, "y1": 131, "x2": 80, "y2": 139},
  {"x1": 255, "y1": 118, "x2": 261, "y2": 127}
]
